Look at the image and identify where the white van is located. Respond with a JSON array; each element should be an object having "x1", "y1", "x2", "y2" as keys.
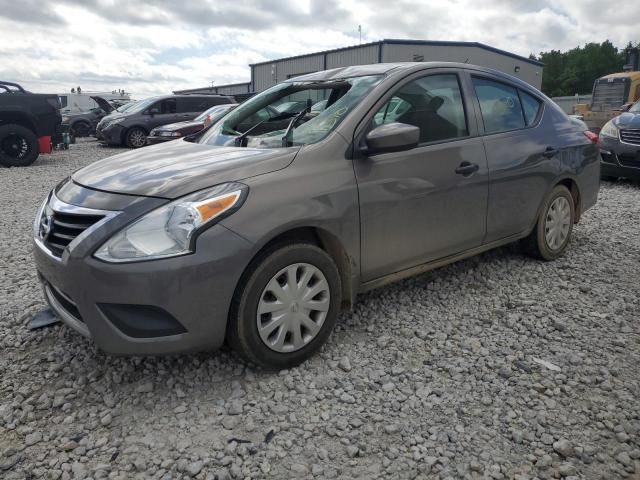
[{"x1": 58, "y1": 92, "x2": 131, "y2": 115}]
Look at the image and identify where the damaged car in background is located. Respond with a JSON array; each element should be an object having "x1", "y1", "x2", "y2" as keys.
[{"x1": 61, "y1": 96, "x2": 126, "y2": 138}]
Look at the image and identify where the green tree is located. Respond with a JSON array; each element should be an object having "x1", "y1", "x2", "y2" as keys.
[{"x1": 533, "y1": 41, "x2": 630, "y2": 96}]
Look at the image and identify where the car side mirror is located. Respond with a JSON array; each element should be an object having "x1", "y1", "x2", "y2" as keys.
[
  {"x1": 148, "y1": 107, "x2": 160, "y2": 116},
  {"x1": 362, "y1": 122, "x2": 420, "y2": 155}
]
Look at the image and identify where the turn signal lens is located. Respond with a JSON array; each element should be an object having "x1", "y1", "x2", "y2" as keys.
[
  {"x1": 194, "y1": 192, "x2": 240, "y2": 221},
  {"x1": 94, "y1": 183, "x2": 247, "y2": 263}
]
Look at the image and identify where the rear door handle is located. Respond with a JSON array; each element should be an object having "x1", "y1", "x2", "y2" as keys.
[
  {"x1": 455, "y1": 161, "x2": 479, "y2": 176},
  {"x1": 542, "y1": 147, "x2": 559, "y2": 158}
]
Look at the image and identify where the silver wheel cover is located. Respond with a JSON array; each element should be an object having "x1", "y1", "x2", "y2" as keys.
[
  {"x1": 257, "y1": 263, "x2": 330, "y2": 353},
  {"x1": 544, "y1": 196, "x2": 571, "y2": 250}
]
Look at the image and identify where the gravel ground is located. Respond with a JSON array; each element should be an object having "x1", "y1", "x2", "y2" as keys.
[{"x1": 1, "y1": 138, "x2": 639, "y2": 480}]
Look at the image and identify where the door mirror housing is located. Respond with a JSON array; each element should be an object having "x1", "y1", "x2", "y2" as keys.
[
  {"x1": 147, "y1": 107, "x2": 160, "y2": 116},
  {"x1": 363, "y1": 122, "x2": 420, "y2": 155}
]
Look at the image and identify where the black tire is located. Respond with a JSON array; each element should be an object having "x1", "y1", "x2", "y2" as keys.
[
  {"x1": 125, "y1": 127, "x2": 147, "y2": 148},
  {"x1": 227, "y1": 243, "x2": 342, "y2": 370},
  {"x1": 72, "y1": 121, "x2": 91, "y2": 137},
  {"x1": 522, "y1": 185, "x2": 575, "y2": 261},
  {"x1": 0, "y1": 124, "x2": 39, "y2": 167}
]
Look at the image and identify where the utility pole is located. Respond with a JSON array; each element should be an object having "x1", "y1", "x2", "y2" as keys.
[{"x1": 358, "y1": 25, "x2": 362, "y2": 44}]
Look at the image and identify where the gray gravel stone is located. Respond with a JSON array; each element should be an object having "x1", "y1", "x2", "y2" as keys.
[{"x1": 0, "y1": 141, "x2": 638, "y2": 480}]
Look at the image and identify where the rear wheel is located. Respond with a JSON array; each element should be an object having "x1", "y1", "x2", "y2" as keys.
[
  {"x1": 125, "y1": 127, "x2": 147, "y2": 148},
  {"x1": 227, "y1": 243, "x2": 342, "y2": 370},
  {"x1": 0, "y1": 124, "x2": 39, "y2": 167},
  {"x1": 522, "y1": 185, "x2": 574, "y2": 260}
]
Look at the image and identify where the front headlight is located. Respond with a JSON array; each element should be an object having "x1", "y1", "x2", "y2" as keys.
[
  {"x1": 33, "y1": 192, "x2": 51, "y2": 238},
  {"x1": 599, "y1": 120, "x2": 618, "y2": 139},
  {"x1": 61, "y1": 117, "x2": 70, "y2": 123},
  {"x1": 94, "y1": 183, "x2": 247, "y2": 263}
]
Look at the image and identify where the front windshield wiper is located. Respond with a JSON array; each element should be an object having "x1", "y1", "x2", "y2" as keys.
[
  {"x1": 281, "y1": 109, "x2": 309, "y2": 147},
  {"x1": 234, "y1": 118, "x2": 271, "y2": 147}
]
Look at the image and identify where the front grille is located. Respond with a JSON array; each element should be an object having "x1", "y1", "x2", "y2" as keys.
[
  {"x1": 618, "y1": 154, "x2": 640, "y2": 169},
  {"x1": 600, "y1": 152, "x2": 617, "y2": 164},
  {"x1": 42, "y1": 210, "x2": 104, "y2": 257},
  {"x1": 47, "y1": 284, "x2": 84, "y2": 323},
  {"x1": 620, "y1": 129, "x2": 640, "y2": 145}
]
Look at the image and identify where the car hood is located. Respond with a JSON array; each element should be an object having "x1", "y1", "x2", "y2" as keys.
[
  {"x1": 100, "y1": 112, "x2": 126, "y2": 123},
  {"x1": 90, "y1": 96, "x2": 114, "y2": 113},
  {"x1": 612, "y1": 112, "x2": 640, "y2": 128},
  {"x1": 72, "y1": 140, "x2": 298, "y2": 199}
]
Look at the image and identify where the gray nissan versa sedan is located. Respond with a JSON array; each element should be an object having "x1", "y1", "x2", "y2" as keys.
[{"x1": 33, "y1": 63, "x2": 600, "y2": 369}]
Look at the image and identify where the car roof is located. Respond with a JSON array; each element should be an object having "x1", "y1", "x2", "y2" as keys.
[{"x1": 287, "y1": 62, "x2": 522, "y2": 83}]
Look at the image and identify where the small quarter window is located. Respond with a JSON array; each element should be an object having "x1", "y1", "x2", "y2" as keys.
[
  {"x1": 520, "y1": 90, "x2": 542, "y2": 126},
  {"x1": 472, "y1": 77, "x2": 526, "y2": 134}
]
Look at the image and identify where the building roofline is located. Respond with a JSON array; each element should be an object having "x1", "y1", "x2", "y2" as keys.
[
  {"x1": 173, "y1": 81, "x2": 251, "y2": 94},
  {"x1": 249, "y1": 39, "x2": 543, "y2": 68},
  {"x1": 381, "y1": 39, "x2": 543, "y2": 67}
]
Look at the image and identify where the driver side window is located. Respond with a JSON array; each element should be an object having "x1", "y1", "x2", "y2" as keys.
[{"x1": 373, "y1": 74, "x2": 469, "y2": 144}]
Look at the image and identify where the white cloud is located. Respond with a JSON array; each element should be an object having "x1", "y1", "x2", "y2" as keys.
[{"x1": 0, "y1": 0, "x2": 637, "y2": 98}]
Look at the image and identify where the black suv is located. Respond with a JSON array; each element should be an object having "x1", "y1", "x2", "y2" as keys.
[
  {"x1": 0, "y1": 81, "x2": 61, "y2": 167},
  {"x1": 96, "y1": 94, "x2": 234, "y2": 148}
]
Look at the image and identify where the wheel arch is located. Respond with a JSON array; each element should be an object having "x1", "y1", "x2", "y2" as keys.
[
  {"x1": 0, "y1": 112, "x2": 37, "y2": 134},
  {"x1": 121, "y1": 124, "x2": 148, "y2": 144},
  {"x1": 555, "y1": 177, "x2": 582, "y2": 223},
  {"x1": 237, "y1": 226, "x2": 356, "y2": 312}
]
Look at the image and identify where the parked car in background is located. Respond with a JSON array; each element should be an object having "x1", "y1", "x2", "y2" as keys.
[
  {"x1": 33, "y1": 63, "x2": 599, "y2": 369},
  {"x1": 61, "y1": 96, "x2": 121, "y2": 138},
  {"x1": 58, "y1": 91, "x2": 130, "y2": 116},
  {"x1": 0, "y1": 80, "x2": 61, "y2": 166},
  {"x1": 599, "y1": 99, "x2": 640, "y2": 180},
  {"x1": 96, "y1": 94, "x2": 234, "y2": 148},
  {"x1": 147, "y1": 103, "x2": 237, "y2": 145}
]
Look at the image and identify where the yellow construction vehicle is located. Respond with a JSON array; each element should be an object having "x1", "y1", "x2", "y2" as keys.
[{"x1": 575, "y1": 47, "x2": 640, "y2": 132}]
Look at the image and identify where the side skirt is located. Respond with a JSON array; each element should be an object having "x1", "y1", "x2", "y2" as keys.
[{"x1": 359, "y1": 232, "x2": 526, "y2": 293}]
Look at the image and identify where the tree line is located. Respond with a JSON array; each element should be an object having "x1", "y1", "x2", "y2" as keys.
[{"x1": 530, "y1": 41, "x2": 639, "y2": 97}]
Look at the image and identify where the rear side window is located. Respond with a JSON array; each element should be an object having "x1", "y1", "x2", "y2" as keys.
[
  {"x1": 206, "y1": 97, "x2": 230, "y2": 107},
  {"x1": 153, "y1": 98, "x2": 176, "y2": 114},
  {"x1": 373, "y1": 74, "x2": 469, "y2": 144},
  {"x1": 59, "y1": 96, "x2": 68, "y2": 108},
  {"x1": 180, "y1": 97, "x2": 209, "y2": 113},
  {"x1": 520, "y1": 91, "x2": 542, "y2": 125},
  {"x1": 472, "y1": 77, "x2": 525, "y2": 134}
]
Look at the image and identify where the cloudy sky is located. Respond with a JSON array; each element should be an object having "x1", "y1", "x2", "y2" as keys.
[{"x1": 0, "y1": 0, "x2": 638, "y2": 98}]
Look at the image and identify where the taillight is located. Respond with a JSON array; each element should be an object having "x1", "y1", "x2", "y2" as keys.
[{"x1": 584, "y1": 131, "x2": 598, "y2": 144}]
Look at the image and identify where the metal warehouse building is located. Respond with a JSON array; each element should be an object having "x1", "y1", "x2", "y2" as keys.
[{"x1": 174, "y1": 39, "x2": 543, "y2": 96}]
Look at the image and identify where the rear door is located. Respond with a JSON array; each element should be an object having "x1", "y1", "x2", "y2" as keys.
[
  {"x1": 470, "y1": 75, "x2": 550, "y2": 242},
  {"x1": 353, "y1": 70, "x2": 489, "y2": 281},
  {"x1": 177, "y1": 97, "x2": 210, "y2": 121}
]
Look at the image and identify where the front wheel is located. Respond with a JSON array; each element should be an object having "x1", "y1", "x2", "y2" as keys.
[
  {"x1": 72, "y1": 121, "x2": 91, "y2": 137},
  {"x1": 227, "y1": 243, "x2": 342, "y2": 370},
  {"x1": 125, "y1": 127, "x2": 147, "y2": 148},
  {"x1": 522, "y1": 185, "x2": 575, "y2": 260},
  {"x1": 0, "y1": 124, "x2": 39, "y2": 167}
]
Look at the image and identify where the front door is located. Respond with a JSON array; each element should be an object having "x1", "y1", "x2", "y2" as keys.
[{"x1": 354, "y1": 72, "x2": 489, "y2": 282}]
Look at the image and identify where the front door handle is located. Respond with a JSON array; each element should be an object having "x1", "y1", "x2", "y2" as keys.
[
  {"x1": 542, "y1": 146, "x2": 559, "y2": 158},
  {"x1": 455, "y1": 161, "x2": 479, "y2": 176}
]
